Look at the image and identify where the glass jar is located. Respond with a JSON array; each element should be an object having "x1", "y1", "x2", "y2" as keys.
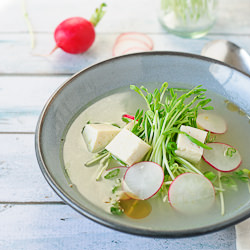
[{"x1": 158, "y1": 0, "x2": 218, "y2": 38}]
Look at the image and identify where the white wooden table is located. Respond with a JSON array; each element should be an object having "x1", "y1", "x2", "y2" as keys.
[{"x1": 1, "y1": 0, "x2": 249, "y2": 249}]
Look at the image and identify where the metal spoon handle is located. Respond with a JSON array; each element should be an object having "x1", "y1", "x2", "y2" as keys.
[{"x1": 201, "y1": 40, "x2": 250, "y2": 76}]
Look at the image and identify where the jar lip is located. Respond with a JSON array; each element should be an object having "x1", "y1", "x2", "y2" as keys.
[{"x1": 158, "y1": 0, "x2": 217, "y2": 39}]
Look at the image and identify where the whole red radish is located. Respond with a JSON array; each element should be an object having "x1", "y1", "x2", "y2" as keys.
[{"x1": 52, "y1": 3, "x2": 106, "y2": 54}]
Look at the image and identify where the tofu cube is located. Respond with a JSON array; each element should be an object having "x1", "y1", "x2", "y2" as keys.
[
  {"x1": 82, "y1": 124, "x2": 120, "y2": 153},
  {"x1": 175, "y1": 125, "x2": 207, "y2": 164},
  {"x1": 105, "y1": 128, "x2": 151, "y2": 166}
]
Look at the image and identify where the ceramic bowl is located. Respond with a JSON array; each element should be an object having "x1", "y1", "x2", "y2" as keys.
[{"x1": 35, "y1": 52, "x2": 250, "y2": 237}]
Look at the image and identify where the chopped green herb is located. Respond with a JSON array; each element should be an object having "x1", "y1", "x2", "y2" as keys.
[
  {"x1": 225, "y1": 147, "x2": 236, "y2": 157},
  {"x1": 204, "y1": 171, "x2": 217, "y2": 182},
  {"x1": 239, "y1": 176, "x2": 249, "y2": 183},
  {"x1": 112, "y1": 185, "x2": 119, "y2": 194},
  {"x1": 112, "y1": 123, "x2": 120, "y2": 128},
  {"x1": 98, "y1": 149, "x2": 108, "y2": 155},
  {"x1": 220, "y1": 176, "x2": 237, "y2": 191},
  {"x1": 233, "y1": 170, "x2": 244, "y2": 177},
  {"x1": 104, "y1": 169, "x2": 120, "y2": 179},
  {"x1": 232, "y1": 169, "x2": 250, "y2": 183},
  {"x1": 206, "y1": 131, "x2": 216, "y2": 143},
  {"x1": 122, "y1": 117, "x2": 130, "y2": 124},
  {"x1": 202, "y1": 106, "x2": 214, "y2": 110},
  {"x1": 110, "y1": 201, "x2": 123, "y2": 215},
  {"x1": 110, "y1": 206, "x2": 123, "y2": 215}
]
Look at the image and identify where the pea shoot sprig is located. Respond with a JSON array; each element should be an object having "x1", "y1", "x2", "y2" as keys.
[{"x1": 130, "y1": 83, "x2": 213, "y2": 180}]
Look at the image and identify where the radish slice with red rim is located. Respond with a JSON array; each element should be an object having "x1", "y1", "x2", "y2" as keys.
[
  {"x1": 202, "y1": 142, "x2": 242, "y2": 172},
  {"x1": 116, "y1": 32, "x2": 153, "y2": 49},
  {"x1": 122, "y1": 114, "x2": 135, "y2": 120},
  {"x1": 122, "y1": 161, "x2": 164, "y2": 200},
  {"x1": 168, "y1": 173, "x2": 215, "y2": 214},
  {"x1": 197, "y1": 112, "x2": 227, "y2": 134},
  {"x1": 112, "y1": 39, "x2": 151, "y2": 57}
]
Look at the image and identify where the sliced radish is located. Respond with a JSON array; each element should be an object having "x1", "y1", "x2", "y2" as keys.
[
  {"x1": 197, "y1": 112, "x2": 227, "y2": 134},
  {"x1": 121, "y1": 46, "x2": 151, "y2": 55},
  {"x1": 123, "y1": 161, "x2": 164, "y2": 200},
  {"x1": 112, "y1": 39, "x2": 150, "y2": 57},
  {"x1": 168, "y1": 173, "x2": 215, "y2": 214},
  {"x1": 116, "y1": 32, "x2": 153, "y2": 50},
  {"x1": 202, "y1": 142, "x2": 242, "y2": 172},
  {"x1": 122, "y1": 114, "x2": 135, "y2": 120}
]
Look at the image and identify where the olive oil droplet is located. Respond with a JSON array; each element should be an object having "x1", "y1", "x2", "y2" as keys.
[
  {"x1": 226, "y1": 102, "x2": 239, "y2": 112},
  {"x1": 238, "y1": 109, "x2": 246, "y2": 116},
  {"x1": 120, "y1": 199, "x2": 152, "y2": 219}
]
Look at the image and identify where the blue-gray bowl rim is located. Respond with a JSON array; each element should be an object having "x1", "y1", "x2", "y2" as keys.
[{"x1": 35, "y1": 51, "x2": 250, "y2": 238}]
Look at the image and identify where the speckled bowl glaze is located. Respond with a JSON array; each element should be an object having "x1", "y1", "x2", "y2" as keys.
[{"x1": 35, "y1": 52, "x2": 250, "y2": 237}]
